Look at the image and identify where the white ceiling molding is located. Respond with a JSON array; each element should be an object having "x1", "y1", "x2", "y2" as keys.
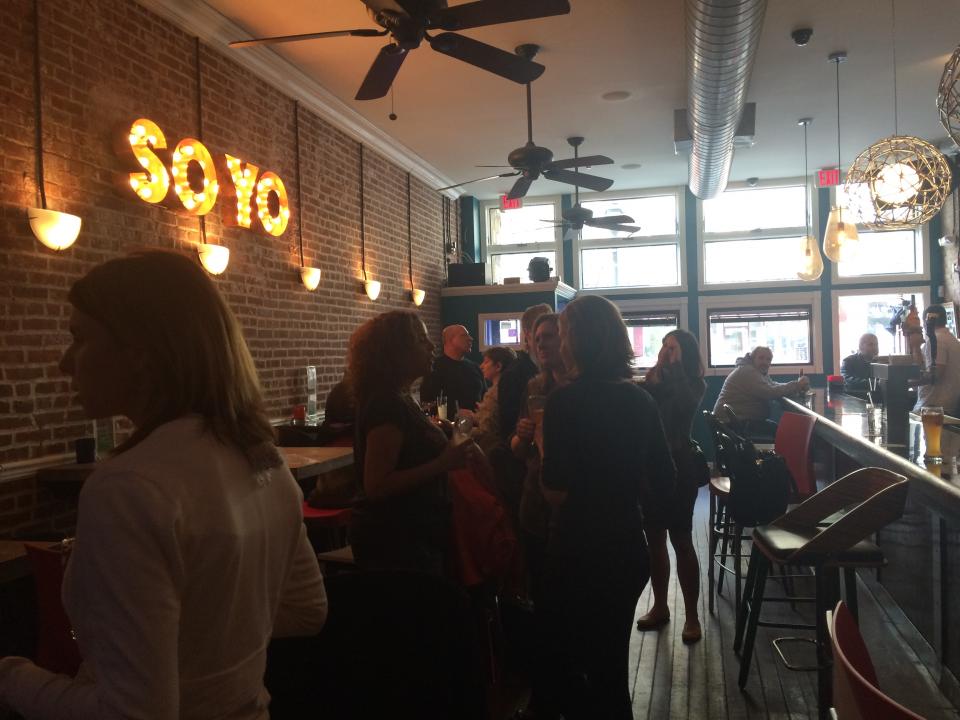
[{"x1": 135, "y1": 0, "x2": 461, "y2": 198}]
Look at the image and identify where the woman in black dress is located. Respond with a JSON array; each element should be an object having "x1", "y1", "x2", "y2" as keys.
[
  {"x1": 635, "y1": 329, "x2": 707, "y2": 643},
  {"x1": 348, "y1": 311, "x2": 478, "y2": 575},
  {"x1": 539, "y1": 295, "x2": 676, "y2": 720}
]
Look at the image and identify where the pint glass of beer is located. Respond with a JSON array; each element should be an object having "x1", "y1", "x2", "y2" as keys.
[{"x1": 921, "y1": 406, "x2": 944, "y2": 457}]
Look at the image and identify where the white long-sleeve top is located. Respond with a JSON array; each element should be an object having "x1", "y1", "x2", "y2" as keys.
[{"x1": 0, "y1": 416, "x2": 327, "y2": 720}]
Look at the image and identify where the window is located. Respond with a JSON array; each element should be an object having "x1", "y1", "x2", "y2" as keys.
[
  {"x1": 707, "y1": 307, "x2": 813, "y2": 368},
  {"x1": 623, "y1": 311, "x2": 679, "y2": 368},
  {"x1": 577, "y1": 192, "x2": 682, "y2": 290},
  {"x1": 701, "y1": 183, "x2": 814, "y2": 287},
  {"x1": 834, "y1": 184, "x2": 925, "y2": 280},
  {"x1": 833, "y1": 289, "x2": 928, "y2": 368},
  {"x1": 484, "y1": 200, "x2": 560, "y2": 284}
]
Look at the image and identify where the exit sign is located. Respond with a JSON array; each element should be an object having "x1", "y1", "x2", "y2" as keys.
[
  {"x1": 500, "y1": 194, "x2": 523, "y2": 210},
  {"x1": 817, "y1": 168, "x2": 841, "y2": 187}
]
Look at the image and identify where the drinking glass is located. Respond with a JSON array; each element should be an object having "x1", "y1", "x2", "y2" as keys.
[
  {"x1": 436, "y1": 397, "x2": 448, "y2": 421},
  {"x1": 921, "y1": 406, "x2": 944, "y2": 457},
  {"x1": 527, "y1": 394, "x2": 546, "y2": 426}
]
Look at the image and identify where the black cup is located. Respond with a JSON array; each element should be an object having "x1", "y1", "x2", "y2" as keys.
[{"x1": 75, "y1": 437, "x2": 96, "y2": 464}]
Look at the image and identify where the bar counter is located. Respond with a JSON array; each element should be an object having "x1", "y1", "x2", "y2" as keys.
[{"x1": 782, "y1": 388, "x2": 960, "y2": 705}]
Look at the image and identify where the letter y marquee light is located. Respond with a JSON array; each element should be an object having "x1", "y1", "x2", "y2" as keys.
[{"x1": 127, "y1": 119, "x2": 169, "y2": 203}]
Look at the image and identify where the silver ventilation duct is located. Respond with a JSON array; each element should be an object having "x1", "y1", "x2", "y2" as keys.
[{"x1": 685, "y1": 0, "x2": 767, "y2": 199}]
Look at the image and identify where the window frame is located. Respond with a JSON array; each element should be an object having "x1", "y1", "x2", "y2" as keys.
[
  {"x1": 829, "y1": 185, "x2": 929, "y2": 285},
  {"x1": 612, "y1": 296, "x2": 689, "y2": 368},
  {"x1": 697, "y1": 177, "x2": 822, "y2": 291},
  {"x1": 480, "y1": 195, "x2": 564, "y2": 284},
  {"x1": 830, "y1": 285, "x2": 929, "y2": 371},
  {"x1": 572, "y1": 186, "x2": 686, "y2": 295},
  {"x1": 697, "y1": 291, "x2": 823, "y2": 376}
]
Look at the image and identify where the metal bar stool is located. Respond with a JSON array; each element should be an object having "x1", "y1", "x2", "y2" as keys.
[{"x1": 733, "y1": 467, "x2": 908, "y2": 716}]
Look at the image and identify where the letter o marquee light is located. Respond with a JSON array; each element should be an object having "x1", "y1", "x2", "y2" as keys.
[
  {"x1": 127, "y1": 119, "x2": 169, "y2": 203},
  {"x1": 171, "y1": 139, "x2": 219, "y2": 215},
  {"x1": 256, "y1": 172, "x2": 289, "y2": 236}
]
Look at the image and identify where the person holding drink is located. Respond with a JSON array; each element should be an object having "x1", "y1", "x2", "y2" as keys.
[{"x1": 914, "y1": 304, "x2": 960, "y2": 417}]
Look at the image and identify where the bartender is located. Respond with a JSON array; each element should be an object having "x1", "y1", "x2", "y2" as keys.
[{"x1": 914, "y1": 305, "x2": 960, "y2": 414}]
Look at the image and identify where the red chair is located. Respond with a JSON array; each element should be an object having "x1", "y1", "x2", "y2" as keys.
[
  {"x1": 775, "y1": 411, "x2": 817, "y2": 500},
  {"x1": 24, "y1": 543, "x2": 81, "y2": 676},
  {"x1": 829, "y1": 600, "x2": 923, "y2": 719},
  {"x1": 302, "y1": 501, "x2": 352, "y2": 551}
]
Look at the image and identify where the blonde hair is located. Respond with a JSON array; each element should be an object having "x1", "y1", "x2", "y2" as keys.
[{"x1": 68, "y1": 250, "x2": 279, "y2": 470}]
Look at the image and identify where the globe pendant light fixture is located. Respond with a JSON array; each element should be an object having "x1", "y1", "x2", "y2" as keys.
[
  {"x1": 406, "y1": 173, "x2": 425, "y2": 306},
  {"x1": 822, "y1": 51, "x2": 859, "y2": 263},
  {"x1": 28, "y1": 0, "x2": 81, "y2": 252},
  {"x1": 293, "y1": 102, "x2": 321, "y2": 290},
  {"x1": 845, "y1": 0, "x2": 951, "y2": 230},
  {"x1": 937, "y1": 44, "x2": 960, "y2": 150},
  {"x1": 358, "y1": 145, "x2": 380, "y2": 301},
  {"x1": 796, "y1": 118, "x2": 824, "y2": 281}
]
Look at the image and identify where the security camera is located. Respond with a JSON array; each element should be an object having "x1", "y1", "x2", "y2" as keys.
[
  {"x1": 791, "y1": 28, "x2": 813, "y2": 47},
  {"x1": 939, "y1": 234, "x2": 956, "y2": 247},
  {"x1": 746, "y1": 177, "x2": 759, "y2": 188}
]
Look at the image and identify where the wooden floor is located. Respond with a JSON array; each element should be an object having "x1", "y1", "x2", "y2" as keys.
[{"x1": 625, "y1": 489, "x2": 959, "y2": 719}]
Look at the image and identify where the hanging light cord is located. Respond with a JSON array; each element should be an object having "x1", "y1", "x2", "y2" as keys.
[
  {"x1": 834, "y1": 58, "x2": 842, "y2": 172},
  {"x1": 359, "y1": 145, "x2": 366, "y2": 280},
  {"x1": 195, "y1": 37, "x2": 207, "y2": 244},
  {"x1": 32, "y1": 0, "x2": 47, "y2": 210},
  {"x1": 295, "y1": 101, "x2": 304, "y2": 267},
  {"x1": 803, "y1": 121, "x2": 811, "y2": 235},
  {"x1": 891, "y1": 0, "x2": 899, "y2": 136},
  {"x1": 407, "y1": 173, "x2": 413, "y2": 286}
]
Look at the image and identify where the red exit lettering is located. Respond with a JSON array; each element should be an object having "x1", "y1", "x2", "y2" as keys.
[
  {"x1": 817, "y1": 168, "x2": 841, "y2": 187},
  {"x1": 500, "y1": 194, "x2": 523, "y2": 210}
]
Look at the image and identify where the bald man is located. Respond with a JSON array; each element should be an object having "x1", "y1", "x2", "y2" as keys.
[
  {"x1": 841, "y1": 333, "x2": 879, "y2": 393},
  {"x1": 419, "y1": 324, "x2": 486, "y2": 415}
]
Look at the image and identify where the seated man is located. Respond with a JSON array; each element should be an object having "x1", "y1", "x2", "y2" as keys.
[
  {"x1": 713, "y1": 346, "x2": 809, "y2": 438},
  {"x1": 840, "y1": 333, "x2": 879, "y2": 394},
  {"x1": 420, "y1": 324, "x2": 486, "y2": 415}
]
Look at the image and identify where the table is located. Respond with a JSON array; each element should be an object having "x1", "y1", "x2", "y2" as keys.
[{"x1": 0, "y1": 541, "x2": 58, "y2": 583}]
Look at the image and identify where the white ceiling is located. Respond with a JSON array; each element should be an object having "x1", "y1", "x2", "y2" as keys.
[{"x1": 195, "y1": 0, "x2": 958, "y2": 200}]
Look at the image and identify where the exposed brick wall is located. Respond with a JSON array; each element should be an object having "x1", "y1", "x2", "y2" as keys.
[{"x1": 0, "y1": 0, "x2": 456, "y2": 536}]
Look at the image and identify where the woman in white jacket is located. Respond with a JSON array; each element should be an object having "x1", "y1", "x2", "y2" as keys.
[{"x1": 0, "y1": 250, "x2": 327, "y2": 720}]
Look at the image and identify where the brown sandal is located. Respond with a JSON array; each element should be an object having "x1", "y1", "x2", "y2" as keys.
[{"x1": 635, "y1": 611, "x2": 670, "y2": 631}]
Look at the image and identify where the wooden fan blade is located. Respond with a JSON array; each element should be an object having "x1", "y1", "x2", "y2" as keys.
[
  {"x1": 429, "y1": 0, "x2": 570, "y2": 31},
  {"x1": 229, "y1": 28, "x2": 385, "y2": 48},
  {"x1": 355, "y1": 44, "x2": 408, "y2": 100},
  {"x1": 543, "y1": 169, "x2": 614, "y2": 192},
  {"x1": 436, "y1": 172, "x2": 520, "y2": 192},
  {"x1": 506, "y1": 175, "x2": 534, "y2": 200},
  {"x1": 429, "y1": 33, "x2": 544, "y2": 84},
  {"x1": 545, "y1": 154, "x2": 614, "y2": 171},
  {"x1": 586, "y1": 215, "x2": 635, "y2": 226}
]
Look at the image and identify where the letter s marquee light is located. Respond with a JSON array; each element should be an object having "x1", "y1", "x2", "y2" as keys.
[
  {"x1": 127, "y1": 119, "x2": 169, "y2": 203},
  {"x1": 119, "y1": 118, "x2": 287, "y2": 236}
]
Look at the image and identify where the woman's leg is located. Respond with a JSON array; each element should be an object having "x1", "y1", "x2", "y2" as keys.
[
  {"x1": 669, "y1": 529, "x2": 702, "y2": 641},
  {"x1": 636, "y1": 527, "x2": 670, "y2": 626}
]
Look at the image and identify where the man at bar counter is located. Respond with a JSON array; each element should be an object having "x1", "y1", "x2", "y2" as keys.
[
  {"x1": 914, "y1": 304, "x2": 960, "y2": 414},
  {"x1": 841, "y1": 332, "x2": 879, "y2": 394},
  {"x1": 420, "y1": 324, "x2": 486, "y2": 415},
  {"x1": 713, "y1": 346, "x2": 809, "y2": 438}
]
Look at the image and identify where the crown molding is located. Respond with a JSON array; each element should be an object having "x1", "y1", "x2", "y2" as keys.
[{"x1": 135, "y1": 0, "x2": 460, "y2": 198}]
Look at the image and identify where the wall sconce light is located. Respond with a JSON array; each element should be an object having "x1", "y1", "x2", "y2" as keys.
[
  {"x1": 293, "y1": 102, "x2": 321, "y2": 291},
  {"x1": 358, "y1": 144, "x2": 379, "y2": 300},
  {"x1": 198, "y1": 242, "x2": 229, "y2": 275},
  {"x1": 406, "y1": 173, "x2": 426, "y2": 306},
  {"x1": 28, "y1": 0, "x2": 80, "y2": 252}
]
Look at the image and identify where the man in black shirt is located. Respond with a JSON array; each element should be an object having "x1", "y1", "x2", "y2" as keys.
[
  {"x1": 841, "y1": 332, "x2": 879, "y2": 393},
  {"x1": 420, "y1": 325, "x2": 486, "y2": 414},
  {"x1": 498, "y1": 303, "x2": 552, "y2": 441}
]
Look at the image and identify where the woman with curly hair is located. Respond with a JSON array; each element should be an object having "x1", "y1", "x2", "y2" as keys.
[
  {"x1": 636, "y1": 329, "x2": 707, "y2": 643},
  {"x1": 348, "y1": 311, "x2": 479, "y2": 575},
  {"x1": 539, "y1": 295, "x2": 676, "y2": 720}
]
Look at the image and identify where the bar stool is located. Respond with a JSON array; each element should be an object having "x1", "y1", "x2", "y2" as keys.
[
  {"x1": 733, "y1": 467, "x2": 908, "y2": 715},
  {"x1": 302, "y1": 501, "x2": 352, "y2": 552},
  {"x1": 704, "y1": 411, "x2": 736, "y2": 615},
  {"x1": 775, "y1": 412, "x2": 818, "y2": 501}
]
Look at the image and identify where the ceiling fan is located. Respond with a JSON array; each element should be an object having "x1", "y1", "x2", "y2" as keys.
[
  {"x1": 228, "y1": 0, "x2": 571, "y2": 101},
  {"x1": 439, "y1": 44, "x2": 617, "y2": 200},
  {"x1": 541, "y1": 137, "x2": 640, "y2": 235}
]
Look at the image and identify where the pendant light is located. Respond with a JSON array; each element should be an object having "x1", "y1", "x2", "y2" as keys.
[
  {"x1": 294, "y1": 102, "x2": 321, "y2": 290},
  {"x1": 28, "y1": 0, "x2": 81, "y2": 252},
  {"x1": 845, "y1": 0, "x2": 951, "y2": 229},
  {"x1": 358, "y1": 145, "x2": 380, "y2": 300},
  {"x1": 406, "y1": 173, "x2": 425, "y2": 306},
  {"x1": 822, "y1": 51, "x2": 859, "y2": 263},
  {"x1": 191, "y1": 38, "x2": 229, "y2": 275},
  {"x1": 939, "y1": 44, "x2": 960, "y2": 148},
  {"x1": 797, "y1": 118, "x2": 824, "y2": 281}
]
